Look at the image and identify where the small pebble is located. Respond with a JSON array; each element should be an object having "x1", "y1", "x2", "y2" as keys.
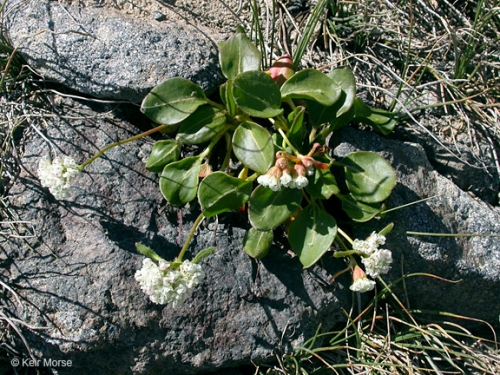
[{"x1": 152, "y1": 11, "x2": 166, "y2": 21}]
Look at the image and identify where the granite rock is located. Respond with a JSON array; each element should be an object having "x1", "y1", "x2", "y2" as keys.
[{"x1": 5, "y1": 0, "x2": 224, "y2": 103}]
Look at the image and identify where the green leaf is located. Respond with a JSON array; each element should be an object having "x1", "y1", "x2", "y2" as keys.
[
  {"x1": 307, "y1": 99, "x2": 353, "y2": 131},
  {"x1": 219, "y1": 30, "x2": 261, "y2": 79},
  {"x1": 198, "y1": 172, "x2": 252, "y2": 217},
  {"x1": 353, "y1": 98, "x2": 398, "y2": 135},
  {"x1": 220, "y1": 80, "x2": 237, "y2": 117},
  {"x1": 326, "y1": 66, "x2": 356, "y2": 117},
  {"x1": 288, "y1": 204, "x2": 337, "y2": 268},
  {"x1": 233, "y1": 121, "x2": 274, "y2": 174},
  {"x1": 339, "y1": 193, "x2": 383, "y2": 222},
  {"x1": 379, "y1": 223, "x2": 394, "y2": 236},
  {"x1": 232, "y1": 71, "x2": 283, "y2": 118},
  {"x1": 281, "y1": 69, "x2": 341, "y2": 106},
  {"x1": 192, "y1": 247, "x2": 216, "y2": 264},
  {"x1": 145, "y1": 140, "x2": 181, "y2": 173},
  {"x1": 307, "y1": 67, "x2": 356, "y2": 129},
  {"x1": 305, "y1": 168, "x2": 340, "y2": 200},
  {"x1": 248, "y1": 186, "x2": 303, "y2": 231},
  {"x1": 135, "y1": 242, "x2": 162, "y2": 262},
  {"x1": 341, "y1": 151, "x2": 397, "y2": 203},
  {"x1": 159, "y1": 156, "x2": 201, "y2": 205},
  {"x1": 243, "y1": 228, "x2": 273, "y2": 259},
  {"x1": 176, "y1": 105, "x2": 227, "y2": 145},
  {"x1": 141, "y1": 78, "x2": 207, "y2": 125},
  {"x1": 287, "y1": 106, "x2": 307, "y2": 151}
]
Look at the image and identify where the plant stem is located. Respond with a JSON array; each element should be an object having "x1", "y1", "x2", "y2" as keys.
[
  {"x1": 199, "y1": 130, "x2": 226, "y2": 161},
  {"x1": 176, "y1": 212, "x2": 205, "y2": 262},
  {"x1": 220, "y1": 132, "x2": 233, "y2": 172},
  {"x1": 78, "y1": 124, "x2": 167, "y2": 170},
  {"x1": 277, "y1": 128, "x2": 301, "y2": 156},
  {"x1": 206, "y1": 98, "x2": 226, "y2": 111},
  {"x1": 337, "y1": 227, "x2": 353, "y2": 244},
  {"x1": 283, "y1": 97, "x2": 296, "y2": 111},
  {"x1": 245, "y1": 172, "x2": 259, "y2": 183}
]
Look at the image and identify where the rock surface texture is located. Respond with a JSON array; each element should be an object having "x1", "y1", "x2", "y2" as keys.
[{"x1": 5, "y1": 0, "x2": 224, "y2": 102}]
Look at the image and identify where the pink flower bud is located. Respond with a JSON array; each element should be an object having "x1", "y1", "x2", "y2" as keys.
[
  {"x1": 275, "y1": 157, "x2": 288, "y2": 170},
  {"x1": 352, "y1": 265, "x2": 368, "y2": 281},
  {"x1": 293, "y1": 163, "x2": 306, "y2": 177},
  {"x1": 268, "y1": 55, "x2": 294, "y2": 87},
  {"x1": 300, "y1": 156, "x2": 314, "y2": 170},
  {"x1": 350, "y1": 265, "x2": 376, "y2": 292}
]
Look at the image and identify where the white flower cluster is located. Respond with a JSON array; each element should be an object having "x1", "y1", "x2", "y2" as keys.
[
  {"x1": 257, "y1": 157, "x2": 311, "y2": 191},
  {"x1": 38, "y1": 156, "x2": 80, "y2": 199},
  {"x1": 350, "y1": 232, "x2": 393, "y2": 292},
  {"x1": 361, "y1": 248, "x2": 392, "y2": 278},
  {"x1": 135, "y1": 258, "x2": 204, "y2": 306},
  {"x1": 352, "y1": 231, "x2": 386, "y2": 255}
]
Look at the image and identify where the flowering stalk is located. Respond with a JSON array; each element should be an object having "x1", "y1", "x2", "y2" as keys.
[
  {"x1": 79, "y1": 124, "x2": 168, "y2": 170},
  {"x1": 176, "y1": 212, "x2": 205, "y2": 263},
  {"x1": 276, "y1": 128, "x2": 300, "y2": 156}
]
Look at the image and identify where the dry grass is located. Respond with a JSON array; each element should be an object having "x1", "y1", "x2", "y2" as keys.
[{"x1": 256, "y1": 277, "x2": 500, "y2": 375}]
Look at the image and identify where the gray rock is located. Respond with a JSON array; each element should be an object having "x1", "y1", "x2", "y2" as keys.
[
  {"x1": 5, "y1": 1, "x2": 224, "y2": 103},
  {"x1": 394, "y1": 123, "x2": 499, "y2": 204},
  {"x1": 2, "y1": 97, "x2": 348, "y2": 374},
  {"x1": 331, "y1": 126, "x2": 500, "y2": 329}
]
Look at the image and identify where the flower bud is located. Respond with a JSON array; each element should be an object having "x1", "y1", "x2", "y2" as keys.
[
  {"x1": 292, "y1": 163, "x2": 309, "y2": 189},
  {"x1": 268, "y1": 55, "x2": 294, "y2": 87},
  {"x1": 300, "y1": 156, "x2": 315, "y2": 170},
  {"x1": 275, "y1": 157, "x2": 288, "y2": 170},
  {"x1": 350, "y1": 266, "x2": 375, "y2": 292}
]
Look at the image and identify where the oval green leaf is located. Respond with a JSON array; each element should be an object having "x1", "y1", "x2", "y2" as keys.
[
  {"x1": 141, "y1": 77, "x2": 207, "y2": 125},
  {"x1": 243, "y1": 228, "x2": 273, "y2": 259},
  {"x1": 342, "y1": 151, "x2": 397, "y2": 203},
  {"x1": 145, "y1": 140, "x2": 181, "y2": 173},
  {"x1": 288, "y1": 204, "x2": 337, "y2": 268},
  {"x1": 339, "y1": 193, "x2": 383, "y2": 222},
  {"x1": 327, "y1": 66, "x2": 356, "y2": 117},
  {"x1": 219, "y1": 30, "x2": 261, "y2": 79},
  {"x1": 305, "y1": 168, "x2": 340, "y2": 200},
  {"x1": 176, "y1": 105, "x2": 227, "y2": 145},
  {"x1": 281, "y1": 69, "x2": 341, "y2": 106},
  {"x1": 198, "y1": 172, "x2": 252, "y2": 217},
  {"x1": 307, "y1": 99, "x2": 354, "y2": 132},
  {"x1": 233, "y1": 121, "x2": 274, "y2": 174},
  {"x1": 232, "y1": 71, "x2": 283, "y2": 118},
  {"x1": 248, "y1": 186, "x2": 303, "y2": 231},
  {"x1": 159, "y1": 156, "x2": 201, "y2": 206},
  {"x1": 353, "y1": 98, "x2": 398, "y2": 135}
]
